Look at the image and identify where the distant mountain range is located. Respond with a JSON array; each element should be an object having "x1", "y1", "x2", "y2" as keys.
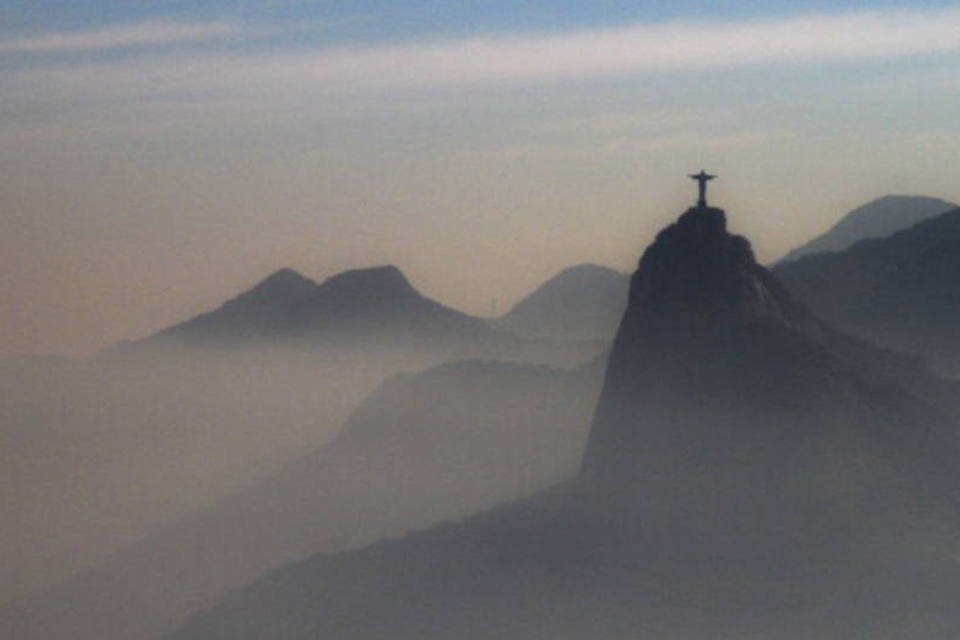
[
  {"x1": 134, "y1": 265, "x2": 489, "y2": 348},
  {"x1": 775, "y1": 206, "x2": 960, "y2": 372},
  {"x1": 494, "y1": 264, "x2": 628, "y2": 341},
  {"x1": 162, "y1": 205, "x2": 960, "y2": 640},
  {"x1": 113, "y1": 264, "x2": 607, "y2": 368},
  {"x1": 778, "y1": 194, "x2": 955, "y2": 264}
]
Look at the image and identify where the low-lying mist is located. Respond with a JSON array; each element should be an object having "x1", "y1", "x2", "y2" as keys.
[
  {"x1": 4, "y1": 344, "x2": 605, "y2": 640},
  {"x1": 2, "y1": 333, "x2": 599, "y2": 603},
  {"x1": 0, "y1": 346, "x2": 392, "y2": 600}
]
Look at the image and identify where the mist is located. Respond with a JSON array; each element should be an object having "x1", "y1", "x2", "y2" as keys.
[{"x1": 1, "y1": 345, "x2": 409, "y2": 599}]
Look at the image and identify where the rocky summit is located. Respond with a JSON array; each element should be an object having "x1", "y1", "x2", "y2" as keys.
[{"x1": 582, "y1": 204, "x2": 826, "y2": 483}]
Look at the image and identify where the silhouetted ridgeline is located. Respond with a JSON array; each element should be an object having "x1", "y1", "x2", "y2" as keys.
[
  {"x1": 778, "y1": 194, "x2": 956, "y2": 264},
  {"x1": 776, "y1": 206, "x2": 960, "y2": 373},
  {"x1": 125, "y1": 265, "x2": 489, "y2": 348},
  {"x1": 164, "y1": 205, "x2": 960, "y2": 640},
  {"x1": 105, "y1": 264, "x2": 604, "y2": 367}
]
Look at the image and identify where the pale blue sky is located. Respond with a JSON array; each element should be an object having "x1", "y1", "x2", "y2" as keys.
[
  {"x1": 2, "y1": 2, "x2": 959, "y2": 355},
  {"x1": 4, "y1": 1, "x2": 960, "y2": 37}
]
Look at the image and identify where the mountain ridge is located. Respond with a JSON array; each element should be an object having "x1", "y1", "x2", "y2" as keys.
[
  {"x1": 123, "y1": 264, "x2": 489, "y2": 349},
  {"x1": 775, "y1": 206, "x2": 960, "y2": 372},
  {"x1": 778, "y1": 194, "x2": 956, "y2": 264}
]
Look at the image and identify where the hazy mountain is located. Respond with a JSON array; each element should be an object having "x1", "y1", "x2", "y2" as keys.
[
  {"x1": 778, "y1": 195, "x2": 955, "y2": 264},
  {"x1": 775, "y1": 206, "x2": 960, "y2": 372},
  {"x1": 115, "y1": 263, "x2": 603, "y2": 368},
  {"x1": 495, "y1": 264, "x2": 628, "y2": 341},
  {"x1": 133, "y1": 265, "x2": 490, "y2": 348},
  {"x1": 164, "y1": 206, "x2": 960, "y2": 640},
  {"x1": 6, "y1": 360, "x2": 603, "y2": 640}
]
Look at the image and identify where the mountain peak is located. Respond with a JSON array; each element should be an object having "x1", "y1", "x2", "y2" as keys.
[
  {"x1": 829, "y1": 195, "x2": 957, "y2": 239},
  {"x1": 250, "y1": 268, "x2": 317, "y2": 295},
  {"x1": 318, "y1": 265, "x2": 418, "y2": 300},
  {"x1": 626, "y1": 206, "x2": 805, "y2": 335},
  {"x1": 261, "y1": 267, "x2": 313, "y2": 285},
  {"x1": 553, "y1": 263, "x2": 624, "y2": 281},
  {"x1": 580, "y1": 205, "x2": 821, "y2": 481},
  {"x1": 221, "y1": 268, "x2": 317, "y2": 313}
]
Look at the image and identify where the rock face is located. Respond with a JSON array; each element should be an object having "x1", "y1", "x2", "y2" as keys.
[
  {"x1": 600, "y1": 206, "x2": 810, "y2": 339},
  {"x1": 162, "y1": 206, "x2": 960, "y2": 640}
]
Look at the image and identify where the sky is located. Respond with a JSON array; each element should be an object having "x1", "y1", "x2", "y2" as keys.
[{"x1": 2, "y1": 1, "x2": 959, "y2": 356}]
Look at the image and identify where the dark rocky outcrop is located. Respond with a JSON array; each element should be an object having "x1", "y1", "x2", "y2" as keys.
[{"x1": 582, "y1": 205, "x2": 825, "y2": 481}]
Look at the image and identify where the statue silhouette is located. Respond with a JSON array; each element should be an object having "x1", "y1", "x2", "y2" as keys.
[{"x1": 688, "y1": 170, "x2": 717, "y2": 208}]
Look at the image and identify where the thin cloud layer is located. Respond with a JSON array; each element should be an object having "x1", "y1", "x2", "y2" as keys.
[
  {"x1": 0, "y1": 21, "x2": 239, "y2": 55},
  {"x1": 310, "y1": 8, "x2": 960, "y2": 88},
  {"x1": 1, "y1": 6, "x2": 959, "y2": 130},
  {"x1": 7, "y1": 7, "x2": 960, "y2": 95}
]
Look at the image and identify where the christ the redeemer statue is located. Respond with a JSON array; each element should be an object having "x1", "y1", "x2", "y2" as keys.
[{"x1": 689, "y1": 170, "x2": 716, "y2": 208}]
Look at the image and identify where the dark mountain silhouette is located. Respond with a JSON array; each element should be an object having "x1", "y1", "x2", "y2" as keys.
[
  {"x1": 778, "y1": 195, "x2": 955, "y2": 264},
  {"x1": 775, "y1": 206, "x2": 960, "y2": 372},
  {"x1": 494, "y1": 264, "x2": 628, "y2": 341},
  {"x1": 164, "y1": 205, "x2": 960, "y2": 640},
  {"x1": 5, "y1": 359, "x2": 603, "y2": 640},
  {"x1": 111, "y1": 264, "x2": 604, "y2": 368},
  {"x1": 136, "y1": 265, "x2": 489, "y2": 347}
]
